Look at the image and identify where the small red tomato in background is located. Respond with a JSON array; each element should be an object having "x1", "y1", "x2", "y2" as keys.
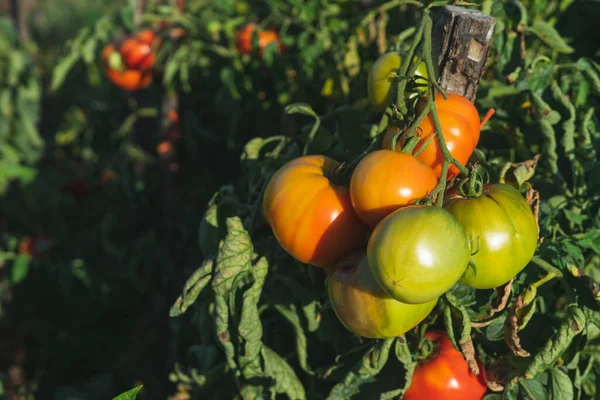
[
  {"x1": 403, "y1": 331, "x2": 487, "y2": 400},
  {"x1": 19, "y1": 236, "x2": 53, "y2": 260},
  {"x1": 60, "y1": 177, "x2": 89, "y2": 198},
  {"x1": 236, "y1": 22, "x2": 283, "y2": 58}
]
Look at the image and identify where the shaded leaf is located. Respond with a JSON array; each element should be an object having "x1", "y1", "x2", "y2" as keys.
[
  {"x1": 112, "y1": 385, "x2": 143, "y2": 400},
  {"x1": 527, "y1": 20, "x2": 574, "y2": 54}
]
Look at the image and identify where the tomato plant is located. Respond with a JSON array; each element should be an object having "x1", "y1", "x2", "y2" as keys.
[
  {"x1": 349, "y1": 150, "x2": 437, "y2": 228},
  {"x1": 444, "y1": 183, "x2": 539, "y2": 289},
  {"x1": 403, "y1": 331, "x2": 487, "y2": 400},
  {"x1": 119, "y1": 30, "x2": 158, "y2": 70},
  {"x1": 382, "y1": 93, "x2": 481, "y2": 180},
  {"x1": 327, "y1": 250, "x2": 437, "y2": 339},
  {"x1": 367, "y1": 205, "x2": 470, "y2": 304},
  {"x1": 262, "y1": 155, "x2": 368, "y2": 268}
]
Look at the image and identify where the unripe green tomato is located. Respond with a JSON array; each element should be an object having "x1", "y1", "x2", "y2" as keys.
[
  {"x1": 367, "y1": 205, "x2": 470, "y2": 304},
  {"x1": 207, "y1": 20, "x2": 222, "y2": 35},
  {"x1": 367, "y1": 52, "x2": 428, "y2": 111},
  {"x1": 108, "y1": 51, "x2": 124, "y2": 70},
  {"x1": 327, "y1": 251, "x2": 437, "y2": 339},
  {"x1": 444, "y1": 184, "x2": 538, "y2": 289}
]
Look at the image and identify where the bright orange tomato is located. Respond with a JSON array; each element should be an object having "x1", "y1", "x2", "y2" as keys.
[
  {"x1": 236, "y1": 23, "x2": 282, "y2": 58},
  {"x1": 382, "y1": 93, "x2": 481, "y2": 180},
  {"x1": 105, "y1": 68, "x2": 153, "y2": 91},
  {"x1": 404, "y1": 331, "x2": 487, "y2": 400},
  {"x1": 135, "y1": 29, "x2": 157, "y2": 45},
  {"x1": 349, "y1": 150, "x2": 437, "y2": 228},
  {"x1": 263, "y1": 155, "x2": 368, "y2": 268}
]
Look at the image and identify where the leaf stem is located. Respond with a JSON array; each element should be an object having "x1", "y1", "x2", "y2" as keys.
[{"x1": 530, "y1": 255, "x2": 563, "y2": 277}]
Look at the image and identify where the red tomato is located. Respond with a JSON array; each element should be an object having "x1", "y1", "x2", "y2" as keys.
[
  {"x1": 404, "y1": 331, "x2": 487, "y2": 400},
  {"x1": 119, "y1": 37, "x2": 155, "y2": 70},
  {"x1": 262, "y1": 155, "x2": 368, "y2": 268},
  {"x1": 135, "y1": 29, "x2": 157, "y2": 45},
  {"x1": 236, "y1": 23, "x2": 282, "y2": 58},
  {"x1": 19, "y1": 236, "x2": 53, "y2": 259},
  {"x1": 382, "y1": 93, "x2": 481, "y2": 180},
  {"x1": 349, "y1": 150, "x2": 437, "y2": 228}
]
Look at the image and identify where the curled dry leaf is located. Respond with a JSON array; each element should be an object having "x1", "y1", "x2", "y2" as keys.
[
  {"x1": 567, "y1": 264, "x2": 600, "y2": 300},
  {"x1": 499, "y1": 154, "x2": 541, "y2": 188},
  {"x1": 485, "y1": 360, "x2": 509, "y2": 392},
  {"x1": 471, "y1": 279, "x2": 513, "y2": 328},
  {"x1": 459, "y1": 337, "x2": 480, "y2": 375},
  {"x1": 524, "y1": 183, "x2": 541, "y2": 240},
  {"x1": 503, "y1": 288, "x2": 536, "y2": 357}
]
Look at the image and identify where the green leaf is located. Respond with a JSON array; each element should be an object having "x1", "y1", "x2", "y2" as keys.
[
  {"x1": 169, "y1": 260, "x2": 214, "y2": 317},
  {"x1": 198, "y1": 191, "x2": 221, "y2": 255},
  {"x1": 520, "y1": 378, "x2": 548, "y2": 400},
  {"x1": 50, "y1": 52, "x2": 80, "y2": 92},
  {"x1": 262, "y1": 345, "x2": 306, "y2": 399},
  {"x1": 212, "y1": 217, "x2": 253, "y2": 297},
  {"x1": 327, "y1": 339, "x2": 393, "y2": 400},
  {"x1": 11, "y1": 254, "x2": 30, "y2": 284},
  {"x1": 112, "y1": 385, "x2": 143, "y2": 400},
  {"x1": 579, "y1": 230, "x2": 600, "y2": 256},
  {"x1": 526, "y1": 20, "x2": 574, "y2": 54},
  {"x1": 275, "y1": 303, "x2": 313, "y2": 375},
  {"x1": 285, "y1": 102, "x2": 319, "y2": 118},
  {"x1": 549, "y1": 368, "x2": 574, "y2": 400},
  {"x1": 525, "y1": 306, "x2": 586, "y2": 378}
]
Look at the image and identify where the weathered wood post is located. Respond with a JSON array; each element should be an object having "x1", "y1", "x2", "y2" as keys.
[{"x1": 432, "y1": 6, "x2": 496, "y2": 102}]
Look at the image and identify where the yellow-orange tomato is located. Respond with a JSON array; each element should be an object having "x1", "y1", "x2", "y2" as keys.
[
  {"x1": 349, "y1": 150, "x2": 437, "y2": 228},
  {"x1": 263, "y1": 156, "x2": 368, "y2": 268},
  {"x1": 328, "y1": 250, "x2": 437, "y2": 339},
  {"x1": 382, "y1": 93, "x2": 481, "y2": 180}
]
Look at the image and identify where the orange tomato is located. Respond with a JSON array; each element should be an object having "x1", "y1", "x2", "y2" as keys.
[
  {"x1": 119, "y1": 31, "x2": 158, "y2": 71},
  {"x1": 382, "y1": 93, "x2": 481, "y2": 180},
  {"x1": 263, "y1": 155, "x2": 368, "y2": 268},
  {"x1": 105, "y1": 68, "x2": 153, "y2": 91},
  {"x1": 404, "y1": 331, "x2": 487, "y2": 400},
  {"x1": 349, "y1": 150, "x2": 437, "y2": 228},
  {"x1": 135, "y1": 29, "x2": 157, "y2": 45},
  {"x1": 236, "y1": 23, "x2": 282, "y2": 58}
]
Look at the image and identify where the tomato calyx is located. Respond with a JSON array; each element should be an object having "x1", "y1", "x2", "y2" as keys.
[{"x1": 455, "y1": 163, "x2": 490, "y2": 199}]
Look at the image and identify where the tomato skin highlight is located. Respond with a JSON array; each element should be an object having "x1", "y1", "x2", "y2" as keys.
[
  {"x1": 349, "y1": 150, "x2": 437, "y2": 228},
  {"x1": 444, "y1": 183, "x2": 539, "y2": 289},
  {"x1": 262, "y1": 155, "x2": 368, "y2": 268},
  {"x1": 327, "y1": 250, "x2": 437, "y2": 339},
  {"x1": 404, "y1": 331, "x2": 487, "y2": 400},
  {"x1": 367, "y1": 205, "x2": 470, "y2": 304},
  {"x1": 367, "y1": 52, "x2": 428, "y2": 111},
  {"x1": 382, "y1": 93, "x2": 481, "y2": 180}
]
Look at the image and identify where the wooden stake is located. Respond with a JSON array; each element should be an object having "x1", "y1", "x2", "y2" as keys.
[{"x1": 432, "y1": 6, "x2": 496, "y2": 102}]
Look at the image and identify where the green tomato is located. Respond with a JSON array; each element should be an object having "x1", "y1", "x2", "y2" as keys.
[
  {"x1": 328, "y1": 251, "x2": 437, "y2": 339},
  {"x1": 444, "y1": 184, "x2": 538, "y2": 289},
  {"x1": 367, "y1": 205, "x2": 470, "y2": 304},
  {"x1": 367, "y1": 52, "x2": 428, "y2": 111}
]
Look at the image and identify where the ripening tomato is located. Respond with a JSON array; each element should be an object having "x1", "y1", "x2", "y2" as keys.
[
  {"x1": 349, "y1": 150, "x2": 437, "y2": 228},
  {"x1": 135, "y1": 29, "x2": 157, "y2": 45},
  {"x1": 105, "y1": 68, "x2": 153, "y2": 91},
  {"x1": 444, "y1": 184, "x2": 538, "y2": 289},
  {"x1": 367, "y1": 205, "x2": 470, "y2": 304},
  {"x1": 382, "y1": 93, "x2": 481, "y2": 180},
  {"x1": 120, "y1": 34, "x2": 157, "y2": 70},
  {"x1": 263, "y1": 156, "x2": 368, "y2": 268},
  {"x1": 328, "y1": 250, "x2": 437, "y2": 339},
  {"x1": 236, "y1": 22, "x2": 282, "y2": 58},
  {"x1": 403, "y1": 331, "x2": 487, "y2": 400},
  {"x1": 367, "y1": 52, "x2": 428, "y2": 111}
]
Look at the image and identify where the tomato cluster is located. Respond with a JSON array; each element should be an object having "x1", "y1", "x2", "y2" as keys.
[
  {"x1": 263, "y1": 50, "x2": 539, "y2": 399},
  {"x1": 235, "y1": 23, "x2": 283, "y2": 59},
  {"x1": 101, "y1": 30, "x2": 160, "y2": 91}
]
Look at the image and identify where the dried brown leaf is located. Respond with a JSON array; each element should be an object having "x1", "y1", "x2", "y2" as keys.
[
  {"x1": 504, "y1": 295, "x2": 531, "y2": 357},
  {"x1": 459, "y1": 336, "x2": 480, "y2": 375}
]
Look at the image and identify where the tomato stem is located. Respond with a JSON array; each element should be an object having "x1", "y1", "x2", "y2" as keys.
[
  {"x1": 480, "y1": 108, "x2": 495, "y2": 129},
  {"x1": 530, "y1": 256, "x2": 563, "y2": 277}
]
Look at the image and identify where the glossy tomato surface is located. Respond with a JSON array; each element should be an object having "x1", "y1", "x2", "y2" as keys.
[
  {"x1": 382, "y1": 93, "x2": 480, "y2": 180},
  {"x1": 367, "y1": 205, "x2": 470, "y2": 304},
  {"x1": 367, "y1": 52, "x2": 428, "y2": 111},
  {"x1": 236, "y1": 23, "x2": 282, "y2": 57},
  {"x1": 404, "y1": 331, "x2": 487, "y2": 400},
  {"x1": 263, "y1": 155, "x2": 368, "y2": 268},
  {"x1": 120, "y1": 37, "x2": 155, "y2": 70},
  {"x1": 328, "y1": 250, "x2": 437, "y2": 339},
  {"x1": 444, "y1": 184, "x2": 538, "y2": 289},
  {"x1": 349, "y1": 150, "x2": 437, "y2": 228}
]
